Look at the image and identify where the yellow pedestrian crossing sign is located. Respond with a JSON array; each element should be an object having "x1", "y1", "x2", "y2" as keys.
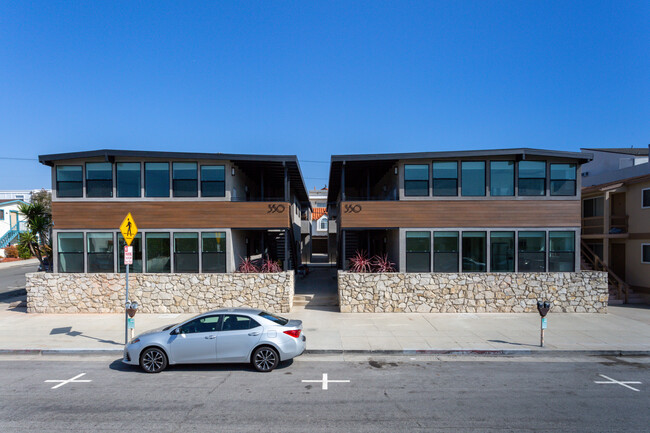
[{"x1": 120, "y1": 213, "x2": 138, "y2": 246}]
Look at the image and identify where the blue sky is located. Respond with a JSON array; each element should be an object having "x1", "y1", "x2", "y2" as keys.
[{"x1": 0, "y1": 1, "x2": 648, "y2": 190}]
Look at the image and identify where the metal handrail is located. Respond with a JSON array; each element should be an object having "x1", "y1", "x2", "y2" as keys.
[{"x1": 581, "y1": 240, "x2": 629, "y2": 303}]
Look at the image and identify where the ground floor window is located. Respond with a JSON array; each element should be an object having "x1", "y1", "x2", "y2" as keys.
[
  {"x1": 58, "y1": 233, "x2": 84, "y2": 273},
  {"x1": 433, "y1": 232, "x2": 458, "y2": 272},
  {"x1": 146, "y1": 233, "x2": 171, "y2": 273},
  {"x1": 202, "y1": 232, "x2": 227, "y2": 273},
  {"x1": 406, "y1": 231, "x2": 430, "y2": 272},
  {"x1": 518, "y1": 231, "x2": 546, "y2": 272},
  {"x1": 87, "y1": 233, "x2": 114, "y2": 273},
  {"x1": 462, "y1": 232, "x2": 486, "y2": 272},
  {"x1": 549, "y1": 231, "x2": 575, "y2": 272},
  {"x1": 174, "y1": 233, "x2": 199, "y2": 273},
  {"x1": 490, "y1": 231, "x2": 515, "y2": 272},
  {"x1": 118, "y1": 233, "x2": 142, "y2": 273}
]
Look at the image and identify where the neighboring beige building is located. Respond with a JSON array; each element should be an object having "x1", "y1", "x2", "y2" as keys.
[{"x1": 581, "y1": 172, "x2": 650, "y2": 303}]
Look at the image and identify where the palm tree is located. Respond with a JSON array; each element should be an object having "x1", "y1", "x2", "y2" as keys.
[{"x1": 18, "y1": 203, "x2": 52, "y2": 270}]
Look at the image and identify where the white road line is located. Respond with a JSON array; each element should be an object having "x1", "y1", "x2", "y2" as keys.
[
  {"x1": 302, "y1": 373, "x2": 350, "y2": 390},
  {"x1": 45, "y1": 373, "x2": 92, "y2": 389},
  {"x1": 594, "y1": 374, "x2": 642, "y2": 392}
]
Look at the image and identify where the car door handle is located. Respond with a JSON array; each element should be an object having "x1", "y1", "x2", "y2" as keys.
[
  {"x1": 204, "y1": 335, "x2": 216, "y2": 339},
  {"x1": 248, "y1": 332, "x2": 261, "y2": 336}
]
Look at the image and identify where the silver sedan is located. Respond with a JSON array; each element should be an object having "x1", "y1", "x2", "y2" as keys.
[{"x1": 123, "y1": 308, "x2": 306, "y2": 373}]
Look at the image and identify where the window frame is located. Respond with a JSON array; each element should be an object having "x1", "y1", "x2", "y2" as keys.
[
  {"x1": 433, "y1": 231, "x2": 459, "y2": 272},
  {"x1": 145, "y1": 232, "x2": 171, "y2": 273},
  {"x1": 200, "y1": 165, "x2": 226, "y2": 198},
  {"x1": 85, "y1": 162, "x2": 114, "y2": 198},
  {"x1": 144, "y1": 162, "x2": 171, "y2": 198},
  {"x1": 461, "y1": 231, "x2": 487, "y2": 272},
  {"x1": 0, "y1": 209, "x2": 4, "y2": 220},
  {"x1": 318, "y1": 216, "x2": 328, "y2": 231},
  {"x1": 405, "y1": 231, "x2": 431, "y2": 272},
  {"x1": 490, "y1": 231, "x2": 515, "y2": 272},
  {"x1": 86, "y1": 232, "x2": 115, "y2": 273},
  {"x1": 172, "y1": 162, "x2": 198, "y2": 198},
  {"x1": 201, "y1": 232, "x2": 227, "y2": 273},
  {"x1": 518, "y1": 161, "x2": 547, "y2": 197},
  {"x1": 56, "y1": 165, "x2": 84, "y2": 198},
  {"x1": 642, "y1": 244, "x2": 650, "y2": 264},
  {"x1": 404, "y1": 164, "x2": 430, "y2": 197},
  {"x1": 518, "y1": 231, "x2": 546, "y2": 272},
  {"x1": 489, "y1": 160, "x2": 515, "y2": 197},
  {"x1": 548, "y1": 231, "x2": 575, "y2": 272},
  {"x1": 460, "y1": 161, "x2": 486, "y2": 197},
  {"x1": 432, "y1": 161, "x2": 458, "y2": 197},
  {"x1": 57, "y1": 232, "x2": 85, "y2": 273},
  {"x1": 116, "y1": 162, "x2": 142, "y2": 198},
  {"x1": 549, "y1": 163, "x2": 577, "y2": 196},
  {"x1": 173, "y1": 232, "x2": 199, "y2": 273}
]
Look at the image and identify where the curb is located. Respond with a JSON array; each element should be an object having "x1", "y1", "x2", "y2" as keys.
[{"x1": 1, "y1": 348, "x2": 649, "y2": 357}]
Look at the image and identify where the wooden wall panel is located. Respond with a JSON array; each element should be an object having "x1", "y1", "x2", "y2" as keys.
[
  {"x1": 340, "y1": 200, "x2": 580, "y2": 228},
  {"x1": 52, "y1": 201, "x2": 290, "y2": 229}
]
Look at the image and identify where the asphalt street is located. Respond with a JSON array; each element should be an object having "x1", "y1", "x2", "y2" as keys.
[
  {"x1": 0, "y1": 354, "x2": 648, "y2": 432},
  {"x1": 0, "y1": 262, "x2": 38, "y2": 299}
]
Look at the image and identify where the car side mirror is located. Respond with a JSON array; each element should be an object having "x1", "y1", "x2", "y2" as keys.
[{"x1": 171, "y1": 328, "x2": 181, "y2": 335}]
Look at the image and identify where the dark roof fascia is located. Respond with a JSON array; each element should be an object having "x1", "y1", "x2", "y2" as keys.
[
  {"x1": 330, "y1": 148, "x2": 593, "y2": 163},
  {"x1": 582, "y1": 172, "x2": 650, "y2": 194},
  {"x1": 581, "y1": 147, "x2": 649, "y2": 156}
]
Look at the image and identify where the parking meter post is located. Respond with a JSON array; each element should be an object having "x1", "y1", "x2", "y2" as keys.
[
  {"x1": 125, "y1": 263, "x2": 129, "y2": 346},
  {"x1": 540, "y1": 318, "x2": 544, "y2": 347}
]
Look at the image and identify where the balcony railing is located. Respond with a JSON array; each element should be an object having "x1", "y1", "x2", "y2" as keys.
[
  {"x1": 609, "y1": 215, "x2": 628, "y2": 234},
  {"x1": 581, "y1": 215, "x2": 628, "y2": 235}
]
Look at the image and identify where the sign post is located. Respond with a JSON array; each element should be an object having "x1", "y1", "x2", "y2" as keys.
[{"x1": 119, "y1": 213, "x2": 138, "y2": 346}]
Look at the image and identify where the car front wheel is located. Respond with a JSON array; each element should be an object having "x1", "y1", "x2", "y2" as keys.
[
  {"x1": 252, "y1": 346, "x2": 279, "y2": 372},
  {"x1": 140, "y1": 347, "x2": 168, "y2": 373}
]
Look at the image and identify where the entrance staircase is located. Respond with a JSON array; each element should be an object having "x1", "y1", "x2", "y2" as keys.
[
  {"x1": 293, "y1": 294, "x2": 339, "y2": 307},
  {"x1": 0, "y1": 221, "x2": 26, "y2": 248},
  {"x1": 579, "y1": 240, "x2": 648, "y2": 305}
]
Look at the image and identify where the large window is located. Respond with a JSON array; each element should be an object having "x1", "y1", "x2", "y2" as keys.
[
  {"x1": 174, "y1": 232, "x2": 199, "y2": 273},
  {"x1": 550, "y1": 164, "x2": 576, "y2": 196},
  {"x1": 85, "y1": 163, "x2": 113, "y2": 198},
  {"x1": 201, "y1": 165, "x2": 226, "y2": 197},
  {"x1": 518, "y1": 161, "x2": 546, "y2": 196},
  {"x1": 87, "y1": 233, "x2": 114, "y2": 273},
  {"x1": 461, "y1": 161, "x2": 486, "y2": 197},
  {"x1": 56, "y1": 166, "x2": 83, "y2": 198},
  {"x1": 202, "y1": 232, "x2": 226, "y2": 273},
  {"x1": 549, "y1": 231, "x2": 575, "y2": 272},
  {"x1": 583, "y1": 197, "x2": 604, "y2": 217},
  {"x1": 145, "y1": 163, "x2": 170, "y2": 197},
  {"x1": 643, "y1": 244, "x2": 650, "y2": 264},
  {"x1": 642, "y1": 188, "x2": 650, "y2": 208},
  {"x1": 433, "y1": 231, "x2": 458, "y2": 272},
  {"x1": 58, "y1": 232, "x2": 84, "y2": 273},
  {"x1": 117, "y1": 162, "x2": 141, "y2": 198},
  {"x1": 490, "y1": 161, "x2": 514, "y2": 196},
  {"x1": 173, "y1": 162, "x2": 198, "y2": 197},
  {"x1": 318, "y1": 217, "x2": 328, "y2": 231},
  {"x1": 432, "y1": 162, "x2": 458, "y2": 196},
  {"x1": 119, "y1": 233, "x2": 142, "y2": 273},
  {"x1": 404, "y1": 165, "x2": 429, "y2": 197},
  {"x1": 146, "y1": 232, "x2": 171, "y2": 273},
  {"x1": 406, "y1": 232, "x2": 430, "y2": 272},
  {"x1": 490, "y1": 232, "x2": 515, "y2": 272},
  {"x1": 518, "y1": 231, "x2": 546, "y2": 272},
  {"x1": 462, "y1": 232, "x2": 486, "y2": 272}
]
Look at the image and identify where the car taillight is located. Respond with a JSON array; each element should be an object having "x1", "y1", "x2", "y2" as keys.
[{"x1": 283, "y1": 329, "x2": 301, "y2": 338}]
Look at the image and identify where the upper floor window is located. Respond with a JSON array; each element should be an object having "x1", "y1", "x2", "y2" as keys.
[
  {"x1": 432, "y1": 162, "x2": 458, "y2": 196},
  {"x1": 583, "y1": 197, "x2": 604, "y2": 217},
  {"x1": 518, "y1": 161, "x2": 546, "y2": 196},
  {"x1": 15, "y1": 195, "x2": 24, "y2": 200},
  {"x1": 116, "y1": 162, "x2": 141, "y2": 198},
  {"x1": 550, "y1": 164, "x2": 576, "y2": 196},
  {"x1": 318, "y1": 217, "x2": 328, "y2": 231},
  {"x1": 461, "y1": 161, "x2": 486, "y2": 197},
  {"x1": 145, "y1": 163, "x2": 170, "y2": 197},
  {"x1": 56, "y1": 165, "x2": 83, "y2": 198},
  {"x1": 642, "y1": 188, "x2": 650, "y2": 208},
  {"x1": 173, "y1": 162, "x2": 198, "y2": 197},
  {"x1": 404, "y1": 164, "x2": 429, "y2": 197},
  {"x1": 201, "y1": 165, "x2": 225, "y2": 197},
  {"x1": 642, "y1": 244, "x2": 650, "y2": 264},
  {"x1": 490, "y1": 161, "x2": 514, "y2": 196},
  {"x1": 86, "y1": 162, "x2": 113, "y2": 198}
]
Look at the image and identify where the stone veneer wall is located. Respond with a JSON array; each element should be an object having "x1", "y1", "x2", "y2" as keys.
[
  {"x1": 26, "y1": 272, "x2": 294, "y2": 314},
  {"x1": 338, "y1": 271, "x2": 608, "y2": 313}
]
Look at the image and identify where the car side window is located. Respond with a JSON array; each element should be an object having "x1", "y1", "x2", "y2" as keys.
[
  {"x1": 222, "y1": 315, "x2": 261, "y2": 331},
  {"x1": 177, "y1": 315, "x2": 221, "y2": 334}
]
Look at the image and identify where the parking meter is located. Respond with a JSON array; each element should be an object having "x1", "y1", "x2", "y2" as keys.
[
  {"x1": 536, "y1": 300, "x2": 551, "y2": 347},
  {"x1": 125, "y1": 301, "x2": 139, "y2": 340}
]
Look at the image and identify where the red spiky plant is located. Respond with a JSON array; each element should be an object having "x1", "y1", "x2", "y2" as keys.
[
  {"x1": 237, "y1": 257, "x2": 260, "y2": 273},
  {"x1": 372, "y1": 254, "x2": 396, "y2": 273},
  {"x1": 349, "y1": 250, "x2": 373, "y2": 273},
  {"x1": 261, "y1": 255, "x2": 283, "y2": 273}
]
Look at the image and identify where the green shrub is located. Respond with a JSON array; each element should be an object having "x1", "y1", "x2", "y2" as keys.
[{"x1": 17, "y1": 243, "x2": 32, "y2": 259}]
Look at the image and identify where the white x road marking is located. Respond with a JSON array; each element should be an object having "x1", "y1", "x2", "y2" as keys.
[
  {"x1": 594, "y1": 374, "x2": 642, "y2": 392},
  {"x1": 45, "y1": 373, "x2": 92, "y2": 389},
  {"x1": 302, "y1": 373, "x2": 350, "y2": 390}
]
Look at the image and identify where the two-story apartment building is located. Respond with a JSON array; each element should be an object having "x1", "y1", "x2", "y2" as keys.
[
  {"x1": 328, "y1": 149, "x2": 591, "y2": 273},
  {"x1": 39, "y1": 150, "x2": 310, "y2": 275}
]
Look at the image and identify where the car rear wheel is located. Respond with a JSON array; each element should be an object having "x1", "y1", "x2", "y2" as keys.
[
  {"x1": 140, "y1": 347, "x2": 168, "y2": 373},
  {"x1": 252, "y1": 346, "x2": 279, "y2": 372}
]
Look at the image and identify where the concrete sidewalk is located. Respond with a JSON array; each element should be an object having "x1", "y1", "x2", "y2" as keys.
[{"x1": 1, "y1": 295, "x2": 649, "y2": 355}]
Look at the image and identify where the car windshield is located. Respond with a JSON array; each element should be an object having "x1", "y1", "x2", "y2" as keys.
[{"x1": 258, "y1": 311, "x2": 289, "y2": 325}]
